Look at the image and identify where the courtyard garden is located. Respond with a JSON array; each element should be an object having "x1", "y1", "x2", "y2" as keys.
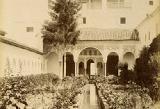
[
  {"x1": 0, "y1": 73, "x2": 157, "y2": 109},
  {"x1": 0, "y1": 74, "x2": 88, "y2": 109}
]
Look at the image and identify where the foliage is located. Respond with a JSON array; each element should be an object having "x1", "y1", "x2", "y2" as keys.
[
  {"x1": 96, "y1": 76, "x2": 153, "y2": 109},
  {"x1": 42, "y1": 0, "x2": 81, "y2": 50},
  {"x1": 0, "y1": 74, "x2": 88, "y2": 109},
  {"x1": 53, "y1": 76, "x2": 88, "y2": 109},
  {"x1": 134, "y1": 34, "x2": 160, "y2": 102},
  {"x1": 149, "y1": 52, "x2": 160, "y2": 101},
  {"x1": 149, "y1": 34, "x2": 160, "y2": 54},
  {"x1": 150, "y1": 52, "x2": 160, "y2": 76},
  {"x1": 119, "y1": 63, "x2": 137, "y2": 84},
  {"x1": 134, "y1": 47, "x2": 151, "y2": 84},
  {"x1": 0, "y1": 73, "x2": 60, "y2": 109},
  {"x1": 0, "y1": 77, "x2": 29, "y2": 109}
]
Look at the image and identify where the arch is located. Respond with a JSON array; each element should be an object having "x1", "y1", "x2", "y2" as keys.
[
  {"x1": 65, "y1": 52, "x2": 75, "y2": 76},
  {"x1": 123, "y1": 52, "x2": 135, "y2": 69},
  {"x1": 79, "y1": 47, "x2": 102, "y2": 56},
  {"x1": 77, "y1": 47, "x2": 105, "y2": 60},
  {"x1": 78, "y1": 47, "x2": 104, "y2": 77},
  {"x1": 79, "y1": 62, "x2": 84, "y2": 75},
  {"x1": 47, "y1": 52, "x2": 59, "y2": 75},
  {"x1": 97, "y1": 62, "x2": 104, "y2": 76},
  {"x1": 107, "y1": 52, "x2": 119, "y2": 76},
  {"x1": 87, "y1": 59, "x2": 94, "y2": 77}
]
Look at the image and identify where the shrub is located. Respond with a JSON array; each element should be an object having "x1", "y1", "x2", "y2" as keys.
[
  {"x1": 0, "y1": 73, "x2": 60, "y2": 108},
  {"x1": 96, "y1": 79, "x2": 153, "y2": 109},
  {"x1": 134, "y1": 34, "x2": 160, "y2": 102},
  {"x1": 119, "y1": 63, "x2": 137, "y2": 84}
]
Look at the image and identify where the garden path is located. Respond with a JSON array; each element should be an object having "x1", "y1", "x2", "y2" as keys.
[{"x1": 79, "y1": 84, "x2": 101, "y2": 109}]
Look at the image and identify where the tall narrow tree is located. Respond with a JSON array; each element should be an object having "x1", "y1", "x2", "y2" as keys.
[{"x1": 42, "y1": 0, "x2": 81, "y2": 52}]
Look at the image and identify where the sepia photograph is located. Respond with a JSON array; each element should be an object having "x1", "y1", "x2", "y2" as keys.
[{"x1": 0, "y1": 0, "x2": 160, "y2": 109}]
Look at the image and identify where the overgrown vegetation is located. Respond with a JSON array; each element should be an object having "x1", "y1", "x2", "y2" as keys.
[
  {"x1": 95, "y1": 75, "x2": 152, "y2": 109},
  {"x1": 134, "y1": 34, "x2": 160, "y2": 102},
  {"x1": 0, "y1": 74, "x2": 88, "y2": 109}
]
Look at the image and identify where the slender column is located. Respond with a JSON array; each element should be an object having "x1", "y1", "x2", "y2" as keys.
[
  {"x1": 59, "y1": 61, "x2": 63, "y2": 79},
  {"x1": 95, "y1": 59, "x2": 97, "y2": 75},
  {"x1": 84, "y1": 59, "x2": 87, "y2": 76},
  {"x1": 104, "y1": 62, "x2": 106, "y2": 77},
  {"x1": 77, "y1": 62, "x2": 79, "y2": 76},
  {"x1": 75, "y1": 62, "x2": 77, "y2": 76},
  {"x1": 64, "y1": 54, "x2": 66, "y2": 77}
]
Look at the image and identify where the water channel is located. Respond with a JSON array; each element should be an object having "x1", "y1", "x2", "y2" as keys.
[{"x1": 79, "y1": 84, "x2": 101, "y2": 109}]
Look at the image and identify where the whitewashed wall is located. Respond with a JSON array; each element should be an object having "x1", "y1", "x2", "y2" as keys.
[
  {"x1": 0, "y1": 42, "x2": 45, "y2": 77},
  {"x1": 0, "y1": 0, "x2": 49, "y2": 51},
  {"x1": 136, "y1": 6, "x2": 160, "y2": 47},
  {"x1": 78, "y1": 0, "x2": 160, "y2": 29}
]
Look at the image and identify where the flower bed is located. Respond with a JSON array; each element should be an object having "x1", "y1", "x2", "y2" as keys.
[
  {"x1": 95, "y1": 75, "x2": 153, "y2": 109},
  {"x1": 0, "y1": 74, "x2": 88, "y2": 109}
]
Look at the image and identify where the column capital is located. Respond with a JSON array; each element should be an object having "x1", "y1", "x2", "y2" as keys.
[{"x1": 103, "y1": 57, "x2": 107, "y2": 63}]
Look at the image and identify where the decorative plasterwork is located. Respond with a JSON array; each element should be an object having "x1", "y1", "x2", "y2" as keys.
[{"x1": 79, "y1": 28, "x2": 139, "y2": 41}]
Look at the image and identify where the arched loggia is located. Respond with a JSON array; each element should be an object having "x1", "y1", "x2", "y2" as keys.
[
  {"x1": 78, "y1": 47, "x2": 104, "y2": 77},
  {"x1": 97, "y1": 62, "x2": 103, "y2": 76},
  {"x1": 63, "y1": 52, "x2": 75, "y2": 77},
  {"x1": 87, "y1": 59, "x2": 94, "y2": 78},
  {"x1": 79, "y1": 62, "x2": 84, "y2": 75},
  {"x1": 107, "y1": 52, "x2": 119, "y2": 76},
  {"x1": 123, "y1": 52, "x2": 135, "y2": 69}
]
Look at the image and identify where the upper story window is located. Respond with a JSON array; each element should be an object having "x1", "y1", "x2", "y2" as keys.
[
  {"x1": 107, "y1": 0, "x2": 131, "y2": 8},
  {"x1": 91, "y1": 0, "x2": 102, "y2": 9},
  {"x1": 79, "y1": 0, "x2": 89, "y2": 3},
  {"x1": 83, "y1": 17, "x2": 86, "y2": 24},
  {"x1": 26, "y1": 27, "x2": 34, "y2": 32},
  {"x1": 149, "y1": 1, "x2": 154, "y2": 5},
  {"x1": 87, "y1": 0, "x2": 102, "y2": 9},
  {"x1": 120, "y1": 17, "x2": 126, "y2": 24}
]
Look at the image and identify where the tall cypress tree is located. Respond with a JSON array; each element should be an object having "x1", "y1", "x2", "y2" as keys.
[{"x1": 42, "y1": 0, "x2": 81, "y2": 52}]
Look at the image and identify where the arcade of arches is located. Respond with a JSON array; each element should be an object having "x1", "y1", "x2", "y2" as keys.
[{"x1": 47, "y1": 47, "x2": 135, "y2": 78}]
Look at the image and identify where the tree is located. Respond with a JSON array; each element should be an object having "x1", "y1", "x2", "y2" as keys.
[
  {"x1": 148, "y1": 34, "x2": 160, "y2": 77},
  {"x1": 134, "y1": 34, "x2": 160, "y2": 101},
  {"x1": 134, "y1": 47, "x2": 151, "y2": 84},
  {"x1": 42, "y1": 0, "x2": 81, "y2": 52},
  {"x1": 149, "y1": 34, "x2": 160, "y2": 54},
  {"x1": 150, "y1": 52, "x2": 160, "y2": 77}
]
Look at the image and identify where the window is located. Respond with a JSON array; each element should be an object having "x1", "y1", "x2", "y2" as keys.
[
  {"x1": 149, "y1": 1, "x2": 153, "y2": 5},
  {"x1": 90, "y1": 0, "x2": 102, "y2": 9},
  {"x1": 26, "y1": 27, "x2": 34, "y2": 32},
  {"x1": 120, "y1": 17, "x2": 126, "y2": 24},
  {"x1": 83, "y1": 17, "x2": 86, "y2": 24},
  {"x1": 80, "y1": 0, "x2": 89, "y2": 3},
  {"x1": 107, "y1": 0, "x2": 128, "y2": 8}
]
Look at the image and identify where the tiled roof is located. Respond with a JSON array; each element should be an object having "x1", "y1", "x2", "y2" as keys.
[{"x1": 79, "y1": 28, "x2": 139, "y2": 41}]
